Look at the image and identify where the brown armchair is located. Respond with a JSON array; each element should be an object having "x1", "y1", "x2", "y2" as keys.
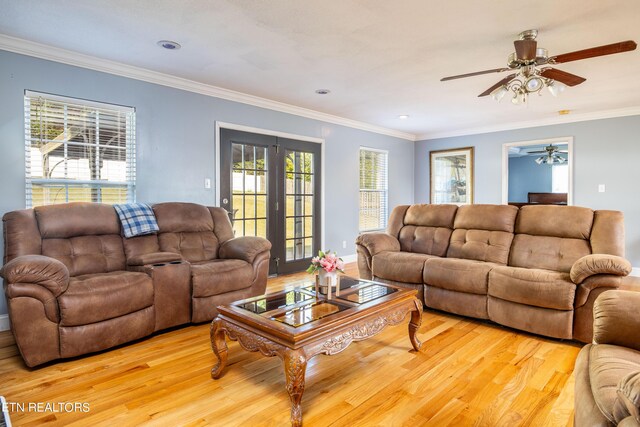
[{"x1": 574, "y1": 290, "x2": 640, "y2": 426}]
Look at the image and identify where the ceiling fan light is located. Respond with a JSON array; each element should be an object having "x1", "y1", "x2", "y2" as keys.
[
  {"x1": 525, "y1": 76, "x2": 543, "y2": 92},
  {"x1": 491, "y1": 85, "x2": 508, "y2": 102},
  {"x1": 535, "y1": 156, "x2": 545, "y2": 164},
  {"x1": 547, "y1": 80, "x2": 567, "y2": 97},
  {"x1": 536, "y1": 47, "x2": 548, "y2": 61}
]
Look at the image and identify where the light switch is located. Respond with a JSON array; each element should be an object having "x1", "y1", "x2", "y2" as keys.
[
  {"x1": 204, "y1": 178, "x2": 211, "y2": 189},
  {"x1": 598, "y1": 184, "x2": 605, "y2": 193}
]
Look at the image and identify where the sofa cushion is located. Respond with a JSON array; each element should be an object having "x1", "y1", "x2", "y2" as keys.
[
  {"x1": 453, "y1": 204, "x2": 519, "y2": 233},
  {"x1": 158, "y1": 232, "x2": 219, "y2": 263},
  {"x1": 447, "y1": 229, "x2": 514, "y2": 264},
  {"x1": 446, "y1": 204, "x2": 517, "y2": 264},
  {"x1": 515, "y1": 205, "x2": 594, "y2": 239},
  {"x1": 398, "y1": 226, "x2": 452, "y2": 256},
  {"x1": 191, "y1": 259, "x2": 253, "y2": 297},
  {"x1": 488, "y1": 266, "x2": 575, "y2": 310},
  {"x1": 614, "y1": 371, "x2": 640, "y2": 424},
  {"x1": 42, "y1": 235, "x2": 126, "y2": 276},
  {"x1": 58, "y1": 271, "x2": 153, "y2": 326},
  {"x1": 589, "y1": 344, "x2": 640, "y2": 423},
  {"x1": 423, "y1": 258, "x2": 497, "y2": 294},
  {"x1": 372, "y1": 251, "x2": 436, "y2": 284},
  {"x1": 397, "y1": 204, "x2": 457, "y2": 256},
  {"x1": 509, "y1": 234, "x2": 591, "y2": 273},
  {"x1": 34, "y1": 202, "x2": 121, "y2": 238}
]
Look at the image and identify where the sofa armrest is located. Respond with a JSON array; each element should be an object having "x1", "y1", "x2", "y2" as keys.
[
  {"x1": 593, "y1": 290, "x2": 640, "y2": 351},
  {"x1": 355, "y1": 232, "x2": 400, "y2": 257},
  {"x1": 570, "y1": 254, "x2": 631, "y2": 285},
  {"x1": 614, "y1": 371, "x2": 640, "y2": 425},
  {"x1": 1, "y1": 255, "x2": 69, "y2": 297},
  {"x1": 219, "y1": 236, "x2": 272, "y2": 264},
  {"x1": 127, "y1": 252, "x2": 182, "y2": 266}
]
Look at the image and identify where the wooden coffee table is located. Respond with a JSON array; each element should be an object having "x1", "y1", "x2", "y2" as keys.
[{"x1": 210, "y1": 277, "x2": 423, "y2": 426}]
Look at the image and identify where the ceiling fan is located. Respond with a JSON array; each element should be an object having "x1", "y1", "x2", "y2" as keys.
[
  {"x1": 441, "y1": 30, "x2": 637, "y2": 104},
  {"x1": 527, "y1": 144, "x2": 568, "y2": 165}
]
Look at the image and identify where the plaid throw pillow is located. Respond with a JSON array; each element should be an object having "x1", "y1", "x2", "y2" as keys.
[{"x1": 114, "y1": 203, "x2": 159, "y2": 238}]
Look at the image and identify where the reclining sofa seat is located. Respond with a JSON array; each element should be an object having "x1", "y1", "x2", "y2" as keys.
[
  {"x1": 356, "y1": 203, "x2": 631, "y2": 343},
  {"x1": 1, "y1": 202, "x2": 271, "y2": 367},
  {"x1": 148, "y1": 202, "x2": 270, "y2": 322},
  {"x1": 2, "y1": 203, "x2": 155, "y2": 366}
]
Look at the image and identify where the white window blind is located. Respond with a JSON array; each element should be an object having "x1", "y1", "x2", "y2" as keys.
[
  {"x1": 359, "y1": 148, "x2": 388, "y2": 232},
  {"x1": 25, "y1": 91, "x2": 136, "y2": 207}
]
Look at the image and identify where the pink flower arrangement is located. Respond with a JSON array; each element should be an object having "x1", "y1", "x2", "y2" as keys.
[{"x1": 306, "y1": 250, "x2": 345, "y2": 274}]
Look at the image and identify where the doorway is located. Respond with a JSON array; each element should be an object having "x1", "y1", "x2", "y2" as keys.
[
  {"x1": 501, "y1": 137, "x2": 574, "y2": 206},
  {"x1": 219, "y1": 128, "x2": 322, "y2": 275}
]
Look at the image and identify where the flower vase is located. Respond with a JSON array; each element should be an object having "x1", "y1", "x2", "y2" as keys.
[{"x1": 317, "y1": 269, "x2": 338, "y2": 295}]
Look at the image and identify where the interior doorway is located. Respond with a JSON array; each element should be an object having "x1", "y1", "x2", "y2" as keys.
[
  {"x1": 501, "y1": 137, "x2": 574, "y2": 206},
  {"x1": 219, "y1": 128, "x2": 322, "y2": 275}
]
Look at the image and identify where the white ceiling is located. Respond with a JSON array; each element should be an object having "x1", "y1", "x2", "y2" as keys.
[{"x1": 1, "y1": 0, "x2": 639, "y2": 139}]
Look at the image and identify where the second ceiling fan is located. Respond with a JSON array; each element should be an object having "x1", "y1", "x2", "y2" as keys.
[{"x1": 441, "y1": 30, "x2": 637, "y2": 104}]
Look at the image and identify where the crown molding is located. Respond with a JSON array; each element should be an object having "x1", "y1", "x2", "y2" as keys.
[
  {"x1": 416, "y1": 106, "x2": 640, "y2": 141},
  {"x1": 0, "y1": 34, "x2": 416, "y2": 141}
]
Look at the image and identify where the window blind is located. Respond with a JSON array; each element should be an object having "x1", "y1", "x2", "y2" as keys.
[
  {"x1": 24, "y1": 91, "x2": 136, "y2": 207},
  {"x1": 359, "y1": 148, "x2": 388, "y2": 232}
]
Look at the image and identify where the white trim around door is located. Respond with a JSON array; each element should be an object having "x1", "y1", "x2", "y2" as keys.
[{"x1": 501, "y1": 136, "x2": 574, "y2": 206}]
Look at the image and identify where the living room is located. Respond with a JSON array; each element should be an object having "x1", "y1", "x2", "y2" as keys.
[{"x1": 1, "y1": 1, "x2": 639, "y2": 426}]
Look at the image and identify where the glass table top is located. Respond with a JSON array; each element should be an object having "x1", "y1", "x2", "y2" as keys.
[{"x1": 235, "y1": 277, "x2": 399, "y2": 328}]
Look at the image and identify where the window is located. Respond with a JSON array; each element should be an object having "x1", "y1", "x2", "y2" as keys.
[
  {"x1": 359, "y1": 148, "x2": 388, "y2": 232},
  {"x1": 25, "y1": 91, "x2": 136, "y2": 207},
  {"x1": 552, "y1": 164, "x2": 569, "y2": 193}
]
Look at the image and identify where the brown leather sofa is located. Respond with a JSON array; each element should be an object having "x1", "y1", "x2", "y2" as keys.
[
  {"x1": 574, "y1": 290, "x2": 640, "y2": 426},
  {"x1": 356, "y1": 204, "x2": 633, "y2": 343},
  {"x1": 1, "y1": 202, "x2": 271, "y2": 367}
]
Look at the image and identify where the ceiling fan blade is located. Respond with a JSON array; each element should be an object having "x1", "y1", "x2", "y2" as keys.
[
  {"x1": 441, "y1": 68, "x2": 510, "y2": 81},
  {"x1": 514, "y1": 39, "x2": 537, "y2": 61},
  {"x1": 540, "y1": 68, "x2": 586, "y2": 86},
  {"x1": 551, "y1": 40, "x2": 637, "y2": 64},
  {"x1": 478, "y1": 73, "x2": 517, "y2": 97}
]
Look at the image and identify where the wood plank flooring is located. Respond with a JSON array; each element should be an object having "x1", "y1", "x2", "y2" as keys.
[{"x1": 0, "y1": 263, "x2": 581, "y2": 426}]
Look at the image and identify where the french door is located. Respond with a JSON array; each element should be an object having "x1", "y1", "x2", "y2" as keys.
[{"x1": 219, "y1": 129, "x2": 321, "y2": 275}]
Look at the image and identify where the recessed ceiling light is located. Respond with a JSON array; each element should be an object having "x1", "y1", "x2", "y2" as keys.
[
  {"x1": 157, "y1": 40, "x2": 181, "y2": 50},
  {"x1": 398, "y1": 115, "x2": 410, "y2": 120},
  {"x1": 558, "y1": 109, "x2": 571, "y2": 115},
  {"x1": 315, "y1": 89, "x2": 331, "y2": 95}
]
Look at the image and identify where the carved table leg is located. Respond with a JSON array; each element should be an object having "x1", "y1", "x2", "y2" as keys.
[
  {"x1": 282, "y1": 348, "x2": 307, "y2": 427},
  {"x1": 408, "y1": 299, "x2": 423, "y2": 351},
  {"x1": 210, "y1": 317, "x2": 229, "y2": 379}
]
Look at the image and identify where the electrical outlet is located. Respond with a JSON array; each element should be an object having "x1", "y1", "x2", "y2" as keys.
[
  {"x1": 204, "y1": 178, "x2": 211, "y2": 189},
  {"x1": 342, "y1": 240, "x2": 347, "y2": 249},
  {"x1": 598, "y1": 184, "x2": 605, "y2": 193}
]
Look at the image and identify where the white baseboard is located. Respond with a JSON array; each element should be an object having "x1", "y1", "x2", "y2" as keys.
[
  {"x1": 342, "y1": 253, "x2": 357, "y2": 264},
  {"x1": 631, "y1": 267, "x2": 640, "y2": 277},
  {"x1": 0, "y1": 314, "x2": 10, "y2": 332}
]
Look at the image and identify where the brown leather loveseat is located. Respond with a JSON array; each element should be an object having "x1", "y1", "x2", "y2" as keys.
[
  {"x1": 356, "y1": 204, "x2": 633, "y2": 343},
  {"x1": 574, "y1": 290, "x2": 640, "y2": 426},
  {"x1": 1, "y1": 202, "x2": 271, "y2": 367}
]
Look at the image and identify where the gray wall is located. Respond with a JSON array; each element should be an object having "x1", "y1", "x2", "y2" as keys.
[
  {"x1": 0, "y1": 50, "x2": 415, "y2": 316},
  {"x1": 508, "y1": 156, "x2": 553, "y2": 202},
  {"x1": 415, "y1": 115, "x2": 640, "y2": 267}
]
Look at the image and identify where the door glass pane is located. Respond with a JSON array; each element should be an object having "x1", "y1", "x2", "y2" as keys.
[
  {"x1": 231, "y1": 142, "x2": 267, "y2": 238},
  {"x1": 285, "y1": 149, "x2": 315, "y2": 262}
]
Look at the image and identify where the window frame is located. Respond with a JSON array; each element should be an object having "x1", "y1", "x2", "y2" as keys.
[
  {"x1": 24, "y1": 90, "x2": 136, "y2": 207},
  {"x1": 358, "y1": 146, "x2": 389, "y2": 233}
]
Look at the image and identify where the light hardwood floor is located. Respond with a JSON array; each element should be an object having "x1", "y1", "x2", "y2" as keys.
[{"x1": 0, "y1": 263, "x2": 581, "y2": 426}]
